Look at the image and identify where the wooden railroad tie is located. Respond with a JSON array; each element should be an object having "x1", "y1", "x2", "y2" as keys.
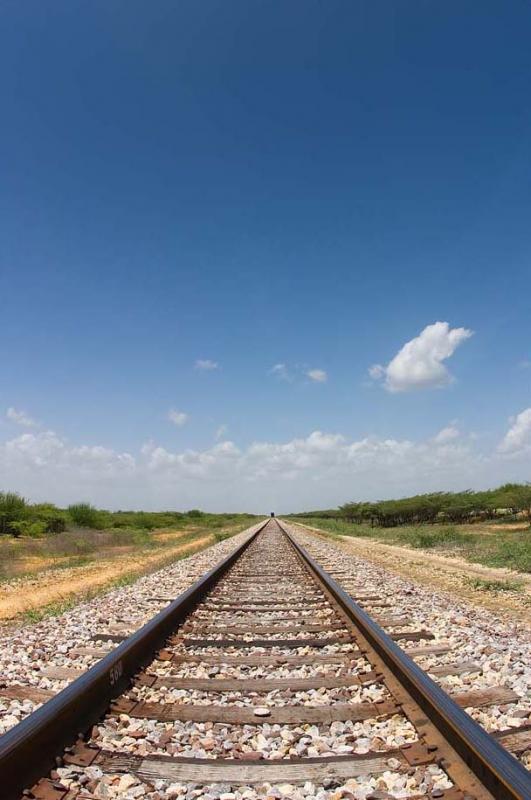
[
  {"x1": 111, "y1": 687, "x2": 518, "y2": 725},
  {"x1": 157, "y1": 651, "x2": 362, "y2": 665},
  {"x1": 135, "y1": 672, "x2": 378, "y2": 692}
]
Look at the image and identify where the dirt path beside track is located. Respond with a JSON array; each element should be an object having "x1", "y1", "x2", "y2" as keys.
[
  {"x1": 338, "y1": 535, "x2": 531, "y2": 622},
  {"x1": 289, "y1": 521, "x2": 531, "y2": 624}
]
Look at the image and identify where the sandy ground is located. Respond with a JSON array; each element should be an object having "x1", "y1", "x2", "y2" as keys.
[
  {"x1": 0, "y1": 534, "x2": 215, "y2": 621},
  {"x1": 290, "y1": 521, "x2": 531, "y2": 623},
  {"x1": 1, "y1": 527, "x2": 201, "y2": 578}
]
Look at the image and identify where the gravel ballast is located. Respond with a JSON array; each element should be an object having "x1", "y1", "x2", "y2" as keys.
[{"x1": 1, "y1": 518, "x2": 529, "y2": 799}]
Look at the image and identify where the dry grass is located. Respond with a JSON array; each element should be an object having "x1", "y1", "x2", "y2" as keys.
[
  {"x1": 290, "y1": 517, "x2": 531, "y2": 573},
  {"x1": 0, "y1": 522, "x2": 249, "y2": 622},
  {"x1": 0, "y1": 527, "x2": 195, "y2": 581},
  {"x1": 0, "y1": 535, "x2": 213, "y2": 621},
  {"x1": 290, "y1": 521, "x2": 531, "y2": 623}
]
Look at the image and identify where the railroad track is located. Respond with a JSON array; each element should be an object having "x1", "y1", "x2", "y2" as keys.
[{"x1": 0, "y1": 519, "x2": 529, "y2": 800}]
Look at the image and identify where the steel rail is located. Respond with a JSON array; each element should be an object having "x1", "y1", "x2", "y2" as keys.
[
  {"x1": 277, "y1": 519, "x2": 531, "y2": 800},
  {"x1": 0, "y1": 520, "x2": 269, "y2": 800}
]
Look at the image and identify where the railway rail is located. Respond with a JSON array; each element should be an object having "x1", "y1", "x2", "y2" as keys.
[{"x1": 0, "y1": 518, "x2": 529, "y2": 800}]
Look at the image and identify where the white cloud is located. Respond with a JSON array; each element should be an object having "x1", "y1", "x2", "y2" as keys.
[
  {"x1": 137, "y1": 427, "x2": 480, "y2": 493},
  {"x1": 498, "y1": 407, "x2": 531, "y2": 454},
  {"x1": 270, "y1": 363, "x2": 291, "y2": 381},
  {"x1": 195, "y1": 359, "x2": 219, "y2": 371},
  {"x1": 215, "y1": 424, "x2": 228, "y2": 440},
  {"x1": 307, "y1": 369, "x2": 328, "y2": 383},
  {"x1": 271, "y1": 364, "x2": 328, "y2": 384},
  {"x1": 3, "y1": 414, "x2": 531, "y2": 511},
  {"x1": 433, "y1": 422, "x2": 460, "y2": 444},
  {"x1": 246, "y1": 431, "x2": 346, "y2": 480},
  {"x1": 0, "y1": 430, "x2": 136, "y2": 505},
  {"x1": 145, "y1": 439, "x2": 242, "y2": 480},
  {"x1": 370, "y1": 321, "x2": 473, "y2": 393},
  {"x1": 0, "y1": 423, "x2": 490, "y2": 511},
  {"x1": 167, "y1": 409, "x2": 189, "y2": 427},
  {"x1": 6, "y1": 407, "x2": 38, "y2": 428},
  {"x1": 368, "y1": 364, "x2": 385, "y2": 380}
]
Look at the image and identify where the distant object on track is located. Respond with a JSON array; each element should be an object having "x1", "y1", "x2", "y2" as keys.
[{"x1": 270, "y1": 511, "x2": 275, "y2": 517}]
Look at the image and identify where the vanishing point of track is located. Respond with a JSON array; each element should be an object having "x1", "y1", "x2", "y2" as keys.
[{"x1": 0, "y1": 519, "x2": 529, "y2": 799}]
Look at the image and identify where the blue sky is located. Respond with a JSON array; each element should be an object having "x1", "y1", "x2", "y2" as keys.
[{"x1": 1, "y1": 1, "x2": 531, "y2": 511}]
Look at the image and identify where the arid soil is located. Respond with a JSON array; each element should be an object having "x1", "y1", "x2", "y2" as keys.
[{"x1": 0, "y1": 533, "x2": 214, "y2": 621}]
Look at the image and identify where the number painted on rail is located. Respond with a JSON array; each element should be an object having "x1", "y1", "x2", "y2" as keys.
[{"x1": 109, "y1": 661, "x2": 123, "y2": 686}]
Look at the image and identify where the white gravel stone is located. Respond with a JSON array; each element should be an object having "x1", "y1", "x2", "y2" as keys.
[{"x1": 0, "y1": 524, "x2": 263, "y2": 732}]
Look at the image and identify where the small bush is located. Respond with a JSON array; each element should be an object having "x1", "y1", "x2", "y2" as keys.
[
  {"x1": 27, "y1": 522, "x2": 47, "y2": 538},
  {"x1": 10, "y1": 520, "x2": 47, "y2": 538},
  {"x1": 125, "y1": 512, "x2": 158, "y2": 530},
  {"x1": 467, "y1": 577, "x2": 523, "y2": 592},
  {"x1": 408, "y1": 526, "x2": 468, "y2": 549},
  {"x1": 31, "y1": 504, "x2": 67, "y2": 533},
  {"x1": 67, "y1": 503, "x2": 105, "y2": 529},
  {"x1": 409, "y1": 531, "x2": 438, "y2": 548},
  {"x1": 481, "y1": 539, "x2": 531, "y2": 573},
  {"x1": 110, "y1": 510, "x2": 185, "y2": 530},
  {"x1": 0, "y1": 492, "x2": 27, "y2": 535}
]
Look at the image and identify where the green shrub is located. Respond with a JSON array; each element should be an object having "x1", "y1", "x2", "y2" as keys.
[
  {"x1": 126, "y1": 512, "x2": 158, "y2": 530},
  {"x1": 110, "y1": 510, "x2": 185, "y2": 530},
  {"x1": 409, "y1": 531, "x2": 438, "y2": 548},
  {"x1": 293, "y1": 482, "x2": 531, "y2": 527},
  {"x1": 67, "y1": 503, "x2": 105, "y2": 529},
  {"x1": 481, "y1": 539, "x2": 531, "y2": 573},
  {"x1": 31, "y1": 504, "x2": 67, "y2": 533},
  {"x1": 10, "y1": 520, "x2": 47, "y2": 538},
  {"x1": 0, "y1": 492, "x2": 28, "y2": 535},
  {"x1": 26, "y1": 521, "x2": 47, "y2": 538},
  {"x1": 408, "y1": 526, "x2": 468, "y2": 549},
  {"x1": 467, "y1": 577, "x2": 523, "y2": 592}
]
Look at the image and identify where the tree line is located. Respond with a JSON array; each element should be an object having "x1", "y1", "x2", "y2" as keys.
[
  {"x1": 0, "y1": 493, "x2": 252, "y2": 537},
  {"x1": 290, "y1": 483, "x2": 531, "y2": 527}
]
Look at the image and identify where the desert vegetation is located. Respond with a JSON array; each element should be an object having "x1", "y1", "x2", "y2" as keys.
[
  {"x1": 291, "y1": 483, "x2": 531, "y2": 527},
  {"x1": 0, "y1": 493, "x2": 252, "y2": 538},
  {"x1": 288, "y1": 483, "x2": 531, "y2": 573},
  {"x1": 0, "y1": 492, "x2": 256, "y2": 584},
  {"x1": 289, "y1": 517, "x2": 531, "y2": 573}
]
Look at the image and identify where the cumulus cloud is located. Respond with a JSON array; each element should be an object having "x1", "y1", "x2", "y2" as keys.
[
  {"x1": 179, "y1": 433, "x2": 464, "y2": 482},
  {"x1": 6, "y1": 407, "x2": 38, "y2": 428},
  {"x1": 0, "y1": 430, "x2": 136, "y2": 504},
  {"x1": 307, "y1": 369, "x2": 328, "y2": 383},
  {"x1": 144, "y1": 439, "x2": 241, "y2": 480},
  {"x1": 246, "y1": 431, "x2": 346, "y2": 480},
  {"x1": 498, "y1": 408, "x2": 531, "y2": 454},
  {"x1": 433, "y1": 422, "x2": 460, "y2": 444},
  {"x1": 370, "y1": 321, "x2": 473, "y2": 393},
  {"x1": 195, "y1": 359, "x2": 219, "y2": 371},
  {"x1": 167, "y1": 409, "x2": 189, "y2": 427},
  {"x1": 0, "y1": 423, "x2": 487, "y2": 510},
  {"x1": 2, "y1": 413, "x2": 531, "y2": 511}
]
